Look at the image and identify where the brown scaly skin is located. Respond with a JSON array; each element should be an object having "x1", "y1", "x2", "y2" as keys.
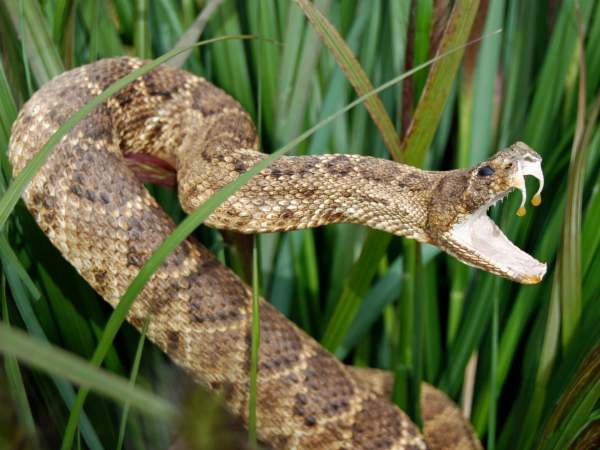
[
  {"x1": 9, "y1": 57, "x2": 545, "y2": 449},
  {"x1": 347, "y1": 367, "x2": 483, "y2": 450}
]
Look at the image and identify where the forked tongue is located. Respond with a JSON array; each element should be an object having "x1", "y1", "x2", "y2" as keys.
[{"x1": 515, "y1": 156, "x2": 544, "y2": 217}]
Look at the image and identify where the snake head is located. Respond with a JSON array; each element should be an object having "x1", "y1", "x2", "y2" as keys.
[{"x1": 430, "y1": 142, "x2": 546, "y2": 284}]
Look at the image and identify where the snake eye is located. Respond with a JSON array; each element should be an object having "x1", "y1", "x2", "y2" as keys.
[{"x1": 478, "y1": 166, "x2": 495, "y2": 177}]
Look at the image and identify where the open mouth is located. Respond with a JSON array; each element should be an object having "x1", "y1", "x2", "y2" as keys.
[{"x1": 450, "y1": 155, "x2": 547, "y2": 284}]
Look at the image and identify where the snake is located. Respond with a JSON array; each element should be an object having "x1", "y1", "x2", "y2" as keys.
[{"x1": 8, "y1": 57, "x2": 546, "y2": 450}]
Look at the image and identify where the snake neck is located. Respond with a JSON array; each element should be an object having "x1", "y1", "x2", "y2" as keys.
[{"x1": 178, "y1": 142, "x2": 443, "y2": 243}]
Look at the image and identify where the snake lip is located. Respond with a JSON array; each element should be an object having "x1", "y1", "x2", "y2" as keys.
[{"x1": 449, "y1": 159, "x2": 547, "y2": 284}]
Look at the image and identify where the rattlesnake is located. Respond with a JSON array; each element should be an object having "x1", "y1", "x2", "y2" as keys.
[{"x1": 8, "y1": 57, "x2": 545, "y2": 449}]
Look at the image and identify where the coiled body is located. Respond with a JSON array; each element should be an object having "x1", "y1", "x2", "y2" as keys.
[{"x1": 9, "y1": 57, "x2": 487, "y2": 450}]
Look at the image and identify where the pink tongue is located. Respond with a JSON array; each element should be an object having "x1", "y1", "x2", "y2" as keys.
[{"x1": 124, "y1": 153, "x2": 177, "y2": 191}]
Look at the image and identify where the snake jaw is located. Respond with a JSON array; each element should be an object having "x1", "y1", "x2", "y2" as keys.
[
  {"x1": 448, "y1": 190, "x2": 546, "y2": 284},
  {"x1": 442, "y1": 144, "x2": 547, "y2": 284}
]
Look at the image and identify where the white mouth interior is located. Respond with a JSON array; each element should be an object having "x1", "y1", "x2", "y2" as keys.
[{"x1": 451, "y1": 156, "x2": 547, "y2": 280}]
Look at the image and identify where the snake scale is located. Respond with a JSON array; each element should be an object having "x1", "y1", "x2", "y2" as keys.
[{"x1": 9, "y1": 57, "x2": 546, "y2": 449}]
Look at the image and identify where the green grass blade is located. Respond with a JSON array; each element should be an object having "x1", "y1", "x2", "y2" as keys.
[
  {"x1": 274, "y1": 2, "x2": 306, "y2": 147},
  {"x1": 566, "y1": 409, "x2": 600, "y2": 450},
  {"x1": 305, "y1": 59, "x2": 354, "y2": 156},
  {"x1": 393, "y1": 239, "x2": 417, "y2": 419},
  {"x1": 2, "y1": 273, "x2": 39, "y2": 450},
  {"x1": 294, "y1": 0, "x2": 403, "y2": 162},
  {"x1": 287, "y1": 230, "x2": 320, "y2": 335},
  {"x1": 134, "y1": 0, "x2": 150, "y2": 59},
  {"x1": 560, "y1": 86, "x2": 600, "y2": 352},
  {"x1": 168, "y1": 0, "x2": 222, "y2": 68},
  {"x1": 18, "y1": 0, "x2": 32, "y2": 98},
  {"x1": 3, "y1": 354, "x2": 38, "y2": 447},
  {"x1": 88, "y1": 0, "x2": 99, "y2": 62},
  {"x1": 559, "y1": 12, "x2": 586, "y2": 353},
  {"x1": 402, "y1": 239, "x2": 423, "y2": 426},
  {"x1": 421, "y1": 258, "x2": 441, "y2": 383},
  {"x1": 267, "y1": 234, "x2": 295, "y2": 316},
  {"x1": 0, "y1": 325, "x2": 178, "y2": 420},
  {"x1": 456, "y1": 2, "x2": 490, "y2": 169},
  {"x1": 276, "y1": 0, "x2": 330, "y2": 150},
  {"x1": 411, "y1": 0, "x2": 432, "y2": 105},
  {"x1": 0, "y1": 234, "x2": 39, "y2": 299},
  {"x1": 389, "y1": 0, "x2": 410, "y2": 126},
  {"x1": 523, "y1": 0, "x2": 595, "y2": 151},
  {"x1": 323, "y1": 225, "x2": 364, "y2": 319},
  {"x1": 468, "y1": 0, "x2": 504, "y2": 163},
  {"x1": 2, "y1": 0, "x2": 64, "y2": 84},
  {"x1": 488, "y1": 277, "x2": 500, "y2": 450},
  {"x1": 438, "y1": 273, "x2": 493, "y2": 396},
  {"x1": 150, "y1": 0, "x2": 186, "y2": 57},
  {"x1": 587, "y1": 4, "x2": 600, "y2": 94},
  {"x1": 61, "y1": 0, "x2": 75, "y2": 70},
  {"x1": 249, "y1": 235, "x2": 260, "y2": 445},
  {"x1": 0, "y1": 58, "x2": 17, "y2": 181},
  {"x1": 209, "y1": 2, "x2": 256, "y2": 119},
  {"x1": 536, "y1": 342, "x2": 600, "y2": 450},
  {"x1": 299, "y1": 230, "x2": 321, "y2": 329},
  {"x1": 334, "y1": 255, "x2": 404, "y2": 360},
  {"x1": 247, "y1": 0, "x2": 281, "y2": 141},
  {"x1": 2, "y1": 252, "x2": 104, "y2": 450},
  {"x1": 116, "y1": 302, "x2": 154, "y2": 450},
  {"x1": 446, "y1": 256, "x2": 470, "y2": 349},
  {"x1": 249, "y1": 3, "x2": 263, "y2": 442},
  {"x1": 52, "y1": 0, "x2": 68, "y2": 44},
  {"x1": 340, "y1": 1, "x2": 378, "y2": 160},
  {"x1": 51, "y1": 0, "x2": 74, "y2": 69},
  {"x1": 496, "y1": 0, "x2": 536, "y2": 149},
  {"x1": 75, "y1": 0, "x2": 123, "y2": 61},
  {"x1": 515, "y1": 272, "x2": 561, "y2": 449},
  {"x1": 320, "y1": 229, "x2": 392, "y2": 353},
  {"x1": 402, "y1": 0, "x2": 482, "y2": 167},
  {"x1": 112, "y1": 0, "x2": 133, "y2": 41},
  {"x1": 582, "y1": 172, "x2": 600, "y2": 276}
]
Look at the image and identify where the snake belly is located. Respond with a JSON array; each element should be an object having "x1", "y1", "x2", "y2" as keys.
[{"x1": 9, "y1": 57, "x2": 505, "y2": 450}]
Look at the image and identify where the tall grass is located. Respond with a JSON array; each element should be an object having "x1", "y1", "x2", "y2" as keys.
[{"x1": 0, "y1": 1, "x2": 600, "y2": 449}]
